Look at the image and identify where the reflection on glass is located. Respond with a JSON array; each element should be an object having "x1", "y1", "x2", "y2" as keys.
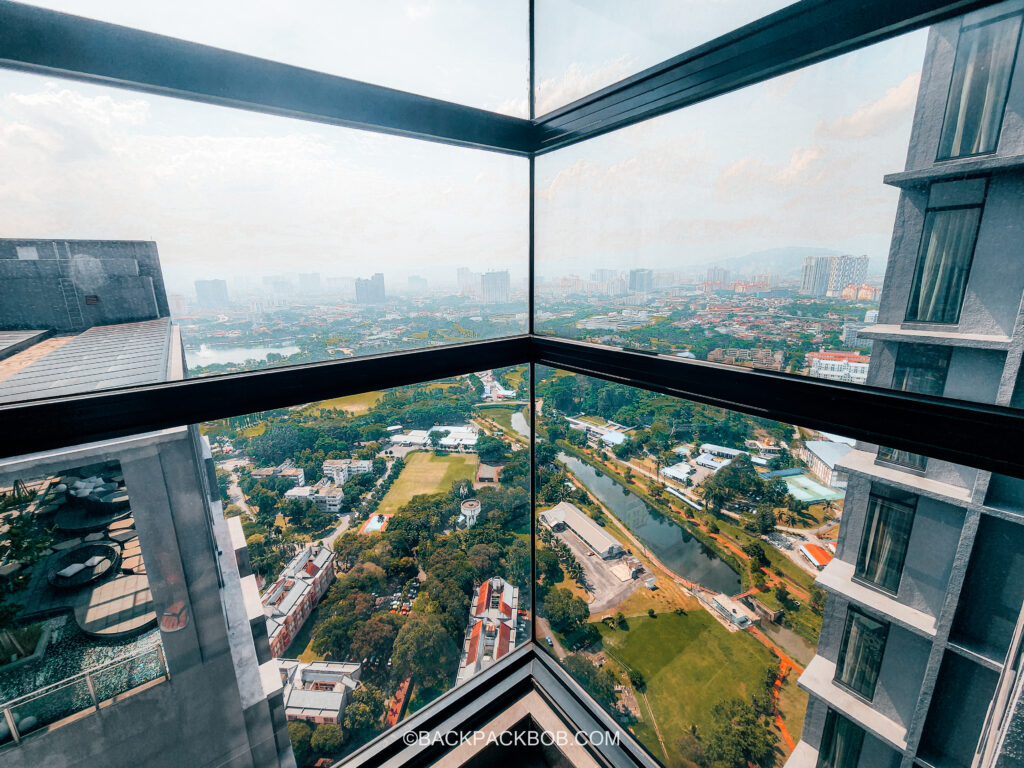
[
  {"x1": 835, "y1": 607, "x2": 888, "y2": 699},
  {"x1": 906, "y1": 206, "x2": 983, "y2": 324},
  {"x1": 878, "y1": 343, "x2": 952, "y2": 468},
  {"x1": 938, "y1": 13, "x2": 1023, "y2": 159},
  {"x1": 817, "y1": 709, "x2": 866, "y2": 768},
  {"x1": 855, "y1": 492, "x2": 916, "y2": 594}
]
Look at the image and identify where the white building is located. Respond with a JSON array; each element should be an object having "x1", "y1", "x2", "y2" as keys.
[
  {"x1": 807, "y1": 353, "x2": 870, "y2": 385},
  {"x1": 391, "y1": 425, "x2": 478, "y2": 452},
  {"x1": 457, "y1": 498, "x2": 481, "y2": 528},
  {"x1": 801, "y1": 439, "x2": 852, "y2": 489},
  {"x1": 314, "y1": 485, "x2": 346, "y2": 514},
  {"x1": 321, "y1": 458, "x2": 373, "y2": 485},
  {"x1": 540, "y1": 501, "x2": 624, "y2": 559},
  {"x1": 660, "y1": 462, "x2": 694, "y2": 483}
]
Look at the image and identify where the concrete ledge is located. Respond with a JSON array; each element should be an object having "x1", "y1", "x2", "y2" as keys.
[
  {"x1": 838, "y1": 449, "x2": 972, "y2": 506},
  {"x1": 227, "y1": 515, "x2": 252, "y2": 578},
  {"x1": 241, "y1": 574, "x2": 265, "y2": 626},
  {"x1": 798, "y1": 655, "x2": 907, "y2": 751},
  {"x1": 856, "y1": 324, "x2": 1012, "y2": 350},
  {"x1": 817, "y1": 559, "x2": 937, "y2": 638},
  {"x1": 783, "y1": 740, "x2": 819, "y2": 768},
  {"x1": 259, "y1": 659, "x2": 284, "y2": 699}
]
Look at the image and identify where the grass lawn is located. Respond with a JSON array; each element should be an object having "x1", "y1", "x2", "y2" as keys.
[
  {"x1": 597, "y1": 612, "x2": 779, "y2": 767},
  {"x1": 476, "y1": 404, "x2": 519, "y2": 432},
  {"x1": 284, "y1": 606, "x2": 326, "y2": 662},
  {"x1": 754, "y1": 589, "x2": 822, "y2": 647},
  {"x1": 308, "y1": 391, "x2": 383, "y2": 415},
  {"x1": 376, "y1": 451, "x2": 479, "y2": 514},
  {"x1": 241, "y1": 424, "x2": 266, "y2": 438}
]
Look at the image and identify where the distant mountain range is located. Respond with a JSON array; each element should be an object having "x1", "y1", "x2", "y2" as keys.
[{"x1": 708, "y1": 246, "x2": 885, "y2": 278}]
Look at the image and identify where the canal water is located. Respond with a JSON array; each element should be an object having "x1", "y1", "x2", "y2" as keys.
[{"x1": 558, "y1": 453, "x2": 741, "y2": 595}]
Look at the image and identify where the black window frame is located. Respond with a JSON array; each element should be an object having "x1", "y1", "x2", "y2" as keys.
[
  {"x1": 854, "y1": 490, "x2": 919, "y2": 596},
  {"x1": 0, "y1": 3, "x2": 1023, "y2": 768},
  {"x1": 817, "y1": 708, "x2": 867, "y2": 768},
  {"x1": 936, "y1": 10, "x2": 1024, "y2": 161},
  {"x1": 834, "y1": 604, "x2": 891, "y2": 701}
]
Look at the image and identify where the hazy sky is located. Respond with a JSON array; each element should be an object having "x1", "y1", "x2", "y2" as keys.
[{"x1": 1, "y1": 1, "x2": 928, "y2": 294}]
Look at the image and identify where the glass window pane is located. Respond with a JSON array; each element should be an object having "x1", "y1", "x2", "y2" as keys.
[
  {"x1": 534, "y1": 0, "x2": 795, "y2": 114},
  {"x1": 855, "y1": 492, "x2": 917, "y2": 594},
  {"x1": 536, "y1": 30, "x2": 929, "y2": 382},
  {"x1": 0, "y1": 69, "x2": 527, "y2": 405},
  {"x1": 835, "y1": 607, "x2": 889, "y2": 699},
  {"x1": 938, "y1": 13, "x2": 1023, "y2": 159},
  {"x1": 22, "y1": 0, "x2": 529, "y2": 116},
  {"x1": 905, "y1": 206, "x2": 983, "y2": 324},
  {"x1": 818, "y1": 709, "x2": 867, "y2": 768}
]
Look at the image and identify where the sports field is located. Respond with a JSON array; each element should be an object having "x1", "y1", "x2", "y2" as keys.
[
  {"x1": 597, "y1": 612, "x2": 781, "y2": 767},
  {"x1": 307, "y1": 391, "x2": 383, "y2": 415},
  {"x1": 376, "y1": 451, "x2": 479, "y2": 514}
]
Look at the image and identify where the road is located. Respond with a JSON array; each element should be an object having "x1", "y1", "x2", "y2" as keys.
[{"x1": 535, "y1": 617, "x2": 567, "y2": 659}]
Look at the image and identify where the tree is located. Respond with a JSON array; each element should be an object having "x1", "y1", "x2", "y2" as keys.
[
  {"x1": 350, "y1": 613, "x2": 404, "y2": 662},
  {"x1": 647, "y1": 608, "x2": 656, "y2": 618},
  {"x1": 476, "y1": 435, "x2": 508, "y2": 464},
  {"x1": 391, "y1": 615, "x2": 458, "y2": 687},
  {"x1": 809, "y1": 586, "x2": 826, "y2": 615},
  {"x1": 344, "y1": 684, "x2": 385, "y2": 741},
  {"x1": 774, "y1": 584, "x2": 790, "y2": 605},
  {"x1": 703, "y1": 697, "x2": 778, "y2": 768},
  {"x1": 543, "y1": 587, "x2": 589, "y2": 633},
  {"x1": 628, "y1": 668, "x2": 646, "y2": 691},
  {"x1": 615, "y1": 611, "x2": 627, "y2": 630},
  {"x1": 310, "y1": 724, "x2": 346, "y2": 756},
  {"x1": 755, "y1": 506, "x2": 776, "y2": 535},
  {"x1": 563, "y1": 654, "x2": 618, "y2": 709},
  {"x1": 428, "y1": 430, "x2": 449, "y2": 449},
  {"x1": 743, "y1": 542, "x2": 769, "y2": 570},
  {"x1": 288, "y1": 721, "x2": 313, "y2": 766}
]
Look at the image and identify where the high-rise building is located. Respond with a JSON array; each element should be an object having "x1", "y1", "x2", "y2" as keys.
[
  {"x1": 800, "y1": 255, "x2": 833, "y2": 296},
  {"x1": 628, "y1": 268, "x2": 654, "y2": 294},
  {"x1": 355, "y1": 272, "x2": 386, "y2": 304},
  {"x1": 457, "y1": 267, "x2": 480, "y2": 297},
  {"x1": 826, "y1": 255, "x2": 870, "y2": 297},
  {"x1": 408, "y1": 275, "x2": 428, "y2": 293},
  {"x1": 0, "y1": 242, "x2": 289, "y2": 767},
  {"x1": 481, "y1": 270, "x2": 510, "y2": 304},
  {"x1": 297, "y1": 272, "x2": 321, "y2": 293},
  {"x1": 195, "y1": 278, "x2": 230, "y2": 307},
  {"x1": 789, "y1": 7, "x2": 1024, "y2": 768},
  {"x1": 704, "y1": 266, "x2": 730, "y2": 286}
]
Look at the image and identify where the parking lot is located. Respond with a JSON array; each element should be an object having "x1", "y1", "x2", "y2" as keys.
[{"x1": 554, "y1": 527, "x2": 639, "y2": 614}]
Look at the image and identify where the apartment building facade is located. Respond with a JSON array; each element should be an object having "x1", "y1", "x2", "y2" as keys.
[{"x1": 790, "y1": 5, "x2": 1024, "y2": 767}]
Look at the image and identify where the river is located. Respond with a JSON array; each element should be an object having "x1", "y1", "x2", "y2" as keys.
[
  {"x1": 185, "y1": 343, "x2": 301, "y2": 368},
  {"x1": 558, "y1": 453, "x2": 741, "y2": 595}
]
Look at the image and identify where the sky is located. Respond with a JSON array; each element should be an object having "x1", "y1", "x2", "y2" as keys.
[{"x1": 0, "y1": 1, "x2": 929, "y2": 294}]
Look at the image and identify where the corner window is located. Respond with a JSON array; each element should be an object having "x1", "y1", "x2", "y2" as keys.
[
  {"x1": 938, "y1": 13, "x2": 1023, "y2": 160},
  {"x1": 855, "y1": 491, "x2": 917, "y2": 594},
  {"x1": 906, "y1": 180, "x2": 986, "y2": 325},
  {"x1": 817, "y1": 709, "x2": 866, "y2": 768},
  {"x1": 835, "y1": 606, "x2": 889, "y2": 699}
]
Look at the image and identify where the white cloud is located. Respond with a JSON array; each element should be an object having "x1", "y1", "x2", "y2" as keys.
[{"x1": 815, "y1": 72, "x2": 921, "y2": 140}]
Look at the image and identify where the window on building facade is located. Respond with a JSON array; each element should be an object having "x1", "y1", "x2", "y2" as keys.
[
  {"x1": 905, "y1": 203, "x2": 984, "y2": 324},
  {"x1": 834, "y1": 606, "x2": 889, "y2": 699},
  {"x1": 877, "y1": 343, "x2": 952, "y2": 469},
  {"x1": 937, "y1": 12, "x2": 1023, "y2": 160},
  {"x1": 855, "y1": 491, "x2": 917, "y2": 594},
  {"x1": 817, "y1": 709, "x2": 866, "y2": 768}
]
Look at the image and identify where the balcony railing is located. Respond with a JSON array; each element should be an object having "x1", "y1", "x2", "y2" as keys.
[{"x1": 0, "y1": 644, "x2": 168, "y2": 745}]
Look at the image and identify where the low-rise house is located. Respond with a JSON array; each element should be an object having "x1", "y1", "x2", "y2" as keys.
[
  {"x1": 251, "y1": 459, "x2": 306, "y2": 487},
  {"x1": 278, "y1": 659, "x2": 361, "y2": 725},
  {"x1": 314, "y1": 485, "x2": 346, "y2": 514}
]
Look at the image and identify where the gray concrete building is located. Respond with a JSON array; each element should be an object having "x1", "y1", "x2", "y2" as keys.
[
  {"x1": 0, "y1": 244, "x2": 290, "y2": 767},
  {"x1": 788, "y1": 4, "x2": 1024, "y2": 767},
  {"x1": 800, "y1": 255, "x2": 833, "y2": 297},
  {"x1": 0, "y1": 240, "x2": 169, "y2": 333}
]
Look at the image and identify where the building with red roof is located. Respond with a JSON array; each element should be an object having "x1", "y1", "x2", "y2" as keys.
[{"x1": 456, "y1": 576, "x2": 519, "y2": 684}]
